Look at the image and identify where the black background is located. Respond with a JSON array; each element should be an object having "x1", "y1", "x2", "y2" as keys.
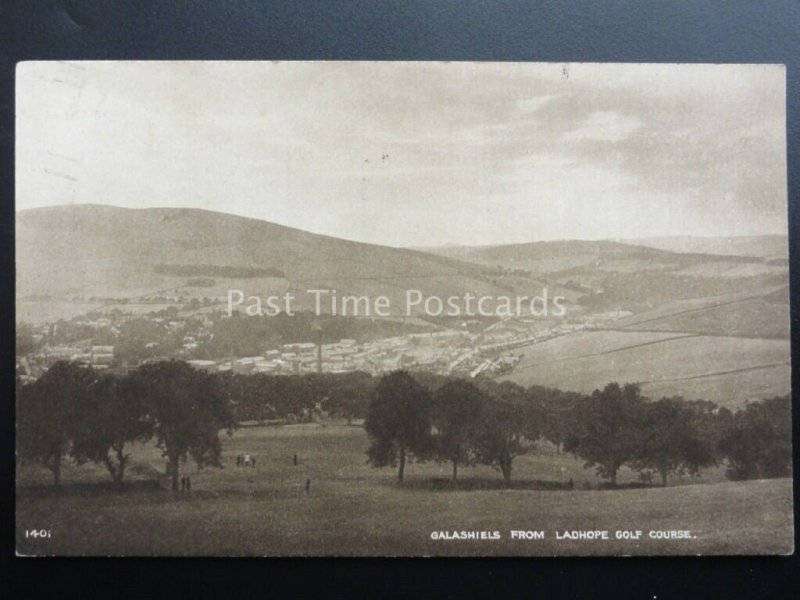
[{"x1": 1, "y1": 1, "x2": 799, "y2": 597}]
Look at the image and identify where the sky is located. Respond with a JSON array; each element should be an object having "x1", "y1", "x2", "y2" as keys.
[{"x1": 16, "y1": 61, "x2": 787, "y2": 247}]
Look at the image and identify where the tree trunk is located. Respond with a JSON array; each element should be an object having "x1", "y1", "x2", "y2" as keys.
[
  {"x1": 660, "y1": 467, "x2": 668, "y2": 487},
  {"x1": 500, "y1": 457, "x2": 512, "y2": 483},
  {"x1": 610, "y1": 466, "x2": 618, "y2": 487},
  {"x1": 103, "y1": 455, "x2": 117, "y2": 484},
  {"x1": 452, "y1": 460, "x2": 458, "y2": 482},
  {"x1": 115, "y1": 444, "x2": 127, "y2": 485},
  {"x1": 53, "y1": 452, "x2": 61, "y2": 487},
  {"x1": 170, "y1": 458, "x2": 180, "y2": 491},
  {"x1": 398, "y1": 448, "x2": 406, "y2": 485}
]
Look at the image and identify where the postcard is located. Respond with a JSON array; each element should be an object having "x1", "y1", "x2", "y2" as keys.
[{"x1": 15, "y1": 61, "x2": 792, "y2": 556}]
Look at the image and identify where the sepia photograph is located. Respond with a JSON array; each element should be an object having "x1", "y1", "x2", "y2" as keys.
[{"x1": 14, "y1": 61, "x2": 792, "y2": 556}]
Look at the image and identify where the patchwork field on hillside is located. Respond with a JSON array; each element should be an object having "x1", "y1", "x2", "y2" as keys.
[
  {"x1": 611, "y1": 287, "x2": 790, "y2": 339},
  {"x1": 502, "y1": 331, "x2": 790, "y2": 407}
]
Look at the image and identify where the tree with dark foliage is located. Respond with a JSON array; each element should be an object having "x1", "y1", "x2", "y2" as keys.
[
  {"x1": 718, "y1": 395, "x2": 791, "y2": 480},
  {"x1": 134, "y1": 360, "x2": 235, "y2": 490},
  {"x1": 528, "y1": 385, "x2": 584, "y2": 454},
  {"x1": 17, "y1": 361, "x2": 97, "y2": 486},
  {"x1": 565, "y1": 382, "x2": 646, "y2": 487},
  {"x1": 365, "y1": 371, "x2": 433, "y2": 484},
  {"x1": 217, "y1": 372, "x2": 277, "y2": 425},
  {"x1": 474, "y1": 380, "x2": 541, "y2": 483},
  {"x1": 432, "y1": 378, "x2": 484, "y2": 481},
  {"x1": 630, "y1": 397, "x2": 716, "y2": 486},
  {"x1": 71, "y1": 373, "x2": 153, "y2": 485},
  {"x1": 322, "y1": 371, "x2": 373, "y2": 425}
]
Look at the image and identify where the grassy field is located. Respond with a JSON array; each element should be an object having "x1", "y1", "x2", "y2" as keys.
[
  {"x1": 617, "y1": 297, "x2": 790, "y2": 339},
  {"x1": 16, "y1": 300, "x2": 107, "y2": 324},
  {"x1": 16, "y1": 423, "x2": 793, "y2": 556},
  {"x1": 502, "y1": 332, "x2": 790, "y2": 408},
  {"x1": 613, "y1": 286, "x2": 781, "y2": 321}
]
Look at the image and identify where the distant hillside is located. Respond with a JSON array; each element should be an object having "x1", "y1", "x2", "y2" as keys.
[
  {"x1": 619, "y1": 235, "x2": 788, "y2": 259},
  {"x1": 420, "y1": 238, "x2": 789, "y2": 313},
  {"x1": 17, "y1": 206, "x2": 789, "y2": 326},
  {"x1": 420, "y1": 239, "x2": 679, "y2": 273},
  {"x1": 15, "y1": 205, "x2": 575, "y2": 317}
]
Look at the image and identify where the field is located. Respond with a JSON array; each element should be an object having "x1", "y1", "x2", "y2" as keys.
[
  {"x1": 502, "y1": 331, "x2": 790, "y2": 408},
  {"x1": 16, "y1": 300, "x2": 108, "y2": 324},
  {"x1": 16, "y1": 300, "x2": 187, "y2": 324},
  {"x1": 16, "y1": 423, "x2": 793, "y2": 556},
  {"x1": 613, "y1": 290, "x2": 790, "y2": 339}
]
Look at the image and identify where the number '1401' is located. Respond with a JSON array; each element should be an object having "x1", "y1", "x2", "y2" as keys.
[{"x1": 25, "y1": 529, "x2": 51, "y2": 539}]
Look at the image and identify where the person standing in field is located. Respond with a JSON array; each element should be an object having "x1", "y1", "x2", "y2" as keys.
[{"x1": 305, "y1": 478, "x2": 311, "y2": 495}]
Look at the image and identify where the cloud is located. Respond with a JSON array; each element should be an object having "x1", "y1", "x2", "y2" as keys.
[
  {"x1": 561, "y1": 110, "x2": 642, "y2": 143},
  {"x1": 16, "y1": 61, "x2": 787, "y2": 245}
]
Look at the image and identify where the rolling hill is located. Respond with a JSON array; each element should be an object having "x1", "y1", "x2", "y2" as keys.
[
  {"x1": 421, "y1": 238, "x2": 789, "y2": 315},
  {"x1": 620, "y1": 234, "x2": 789, "y2": 259},
  {"x1": 17, "y1": 205, "x2": 790, "y2": 339},
  {"x1": 16, "y1": 204, "x2": 578, "y2": 319}
]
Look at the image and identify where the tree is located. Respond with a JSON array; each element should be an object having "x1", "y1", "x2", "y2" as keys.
[
  {"x1": 323, "y1": 371, "x2": 373, "y2": 425},
  {"x1": 474, "y1": 381, "x2": 540, "y2": 483},
  {"x1": 276, "y1": 375, "x2": 322, "y2": 422},
  {"x1": 364, "y1": 371, "x2": 433, "y2": 484},
  {"x1": 17, "y1": 361, "x2": 97, "y2": 486},
  {"x1": 134, "y1": 361, "x2": 235, "y2": 490},
  {"x1": 432, "y1": 379, "x2": 484, "y2": 481},
  {"x1": 565, "y1": 382, "x2": 646, "y2": 486},
  {"x1": 114, "y1": 318, "x2": 169, "y2": 364},
  {"x1": 71, "y1": 373, "x2": 152, "y2": 485},
  {"x1": 218, "y1": 372, "x2": 277, "y2": 425},
  {"x1": 16, "y1": 323, "x2": 44, "y2": 357},
  {"x1": 530, "y1": 385, "x2": 584, "y2": 454},
  {"x1": 630, "y1": 397, "x2": 716, "y2": 486},
  {"x1": 718, "y1": 395, "x2": 791, "y2": 480}
]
